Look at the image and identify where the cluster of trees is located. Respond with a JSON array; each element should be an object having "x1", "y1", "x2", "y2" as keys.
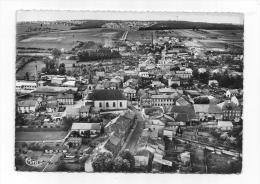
[
  {"x1": 63, "y1": 117, "x2": 74, "y2": 131},
  {"x1": 92, "y1": 150, "x2": 135, "y2": 172},
  {"x1": 77, "y1": 48, "x2": 121, "y2": 62},
  {"x1": 194, "y1": 96, "x2": 210, "y2": 104},
  {"x1": 41, "y1": 48, "x2": 65, "y2": 75},
  {"x1": 138, "y1": 77, "x2": 152, "y2": 89},
  {"x1": 41, "y1": 61, "x2": 66, "y2": 75},
  {"x1": 193, "y1": 68, "x2": 243, "y2": 89},
  {"x1": 212, "y1": 72, "x2": 243, "y2": 89},
  {"x1": 192, "y1": 69, "x2": 210, "y2": 84}
]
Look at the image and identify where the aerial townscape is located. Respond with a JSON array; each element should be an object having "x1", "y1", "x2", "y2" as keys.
[{"x1": 15, "y1": 17, "x2": 243, "y2": 173}]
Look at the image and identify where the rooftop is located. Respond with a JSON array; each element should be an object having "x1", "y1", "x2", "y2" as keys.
[
  {"x1": 90, "y1": 89, "x2": 126, "y2": 101},
  {"x1": 71, "y1": 123, "x2": 101, "y2": 131}
]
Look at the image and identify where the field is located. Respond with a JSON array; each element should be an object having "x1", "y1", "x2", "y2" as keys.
[
  {"x1": 171, "y1": 29, "x2": 243, "y2": 51},
  {"x1": 16, "y1": 131, "x2": 68, "y2": 142},
  {"x1": 127, "y1": 30, "x2": 155, "y2": 44},
  {"x1": 17, "y1": 28, "x2": 124, "y2": 50},
  {"x1": 16, "y1": 60, "x2": 45, "y2": 79}
]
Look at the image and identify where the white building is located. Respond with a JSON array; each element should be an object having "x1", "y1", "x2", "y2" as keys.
[
  {"x1": 139, "y1": 72, "x2": 149, "y2": 78},
  {"x1": 90, "y1": 90, "x2": 127, "y2": 111},
  {"x1": 123, "y1": 87, "x2": 136, "y2": 101},
  {"x1": 16, "y1": 81, "x2": 37, "y2": 93},
  {"x1": 17, "y1": 100, "x2": 39, "y2": 113}
]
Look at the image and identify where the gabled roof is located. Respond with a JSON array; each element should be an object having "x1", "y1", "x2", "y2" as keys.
[
  {"x1": 79, "y1": 105, "x2": 91, "y2": 113},
  {"x1": 90, "y1": 89, "x2": 126, "y2": 101},
  {"x1": 123, "y1": 87, "x2": 136, "y2": 93},
  {"x1": 194, "y1": 104, "x2": 222, "y2": 114},
  {"x1": 167, "y1": 105, "x2": 196, "y2": 121},
  {"x1": 18, "y1": 100, "x2": 37, "y2": 107},
  {"x1": 71, "y1": 123, "x2": 101, "y2": 130},
  {"x1": 57, "y1": 93, "x2": 74, "y2": 99}
]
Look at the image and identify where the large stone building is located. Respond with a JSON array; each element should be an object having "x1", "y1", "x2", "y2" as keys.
[
  {"x1": 90, "y1": 89, "x2": 127, "y2": 111},
  {"x1": 141, "y1": 93, "x2": 178, "y2": 107}
]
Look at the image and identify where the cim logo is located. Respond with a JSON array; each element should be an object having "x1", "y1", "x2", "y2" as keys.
[{"x1": 25, "y1": 157, "x2": 43, "y2": 167}]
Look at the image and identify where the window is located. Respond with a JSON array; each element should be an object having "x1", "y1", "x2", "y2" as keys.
[
  {"x1": 106, "y1": 102, "x2": 109, "y2": 107},
  {"x1": 99, "y1": 102, "x2": 102, "y2": 108},
  {"x1": 113, "y1": 102, "x2": 116, "y2": 107},
  {"x1": 120, "y1": 102, "x2": 122, "y2": 107}
]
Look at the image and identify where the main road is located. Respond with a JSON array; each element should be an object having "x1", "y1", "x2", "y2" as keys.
[{"x1": 122, "y1": 108, "x2": 145, "y2": 153}]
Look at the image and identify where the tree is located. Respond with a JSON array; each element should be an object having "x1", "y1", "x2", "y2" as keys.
[
  {"x1": 63, "y1": 117, "x2": 74, "y2": 131},
  {"x1": 194, "y1": 97, "x2": 210, "y2": 104},
  {"x1": 51, "y1": 48, "x2": 62, "y2": 60},
  {"x1": 24, "y1": 72, "x2": 30, "y2": 80},
  {"x1": 119, "y1": 150, "x2": 135, "y2": 171},
  {"x1": 92, "y1": 152, "x2": 114, "y2": 172},
  {"x1": 171, "y1": 83, "x2": 179, "y2": 89},
  {"x1": 113, "y1": 157, "x2": 131, "y2": 172},
  {"x1": 59, "y1": 63, "x2": 66, "y2": 75},
  {"x1": 41, "y1": 67, "x2": 47, "y2": 73}
]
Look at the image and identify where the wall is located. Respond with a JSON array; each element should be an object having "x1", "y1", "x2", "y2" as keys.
[{"x1": 94, "y1": 100, "x2": 127, "y2": 110}]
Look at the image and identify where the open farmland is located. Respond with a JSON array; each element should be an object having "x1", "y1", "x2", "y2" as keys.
[
  {"x1": 18, "y1": 28, "x2": 124, "y2": 50},
  {"x1": 127, "y1": 30, "x2": 155, "y2": 44},
  {"x1": 166, "y1": 29, "x2": 244, "y2": 51}
]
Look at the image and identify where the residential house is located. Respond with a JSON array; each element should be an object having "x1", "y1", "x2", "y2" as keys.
[
  {"x1": 79, "y1": 105, "x2": 91, "y2": 118},
  {"x1": 17, "y1": 99, "x2": 39, "y2": 113},
  {"x1": 166, "y1": 105, "x2": 196, "y2": 125},
  {"x1": 62, "y1": 80, "x2": 76, "y2": 87},
  {"x1": 57, "y1": 93, "x2": 74, "y2": 105},
  {"x1": 219, "y1": 101, "x2": 242, "y2": 121},
  {"x1": 226, "y1": 89, "x2": 241, "y2": 98},
  {"x1": 217, "y1": 121, "x2": 233, "y2": 131},
  {"x1": 174, "y1": 70, "x2": 192, "y2": 79},
  {"x1": 46, "y1": 101, "x2": 59, "y2": 113},
  {"x1": 71, "y1": 122, "x2": 101, "y2": 136},
  {"x1": 168, "y1": 77, "x2": 181, "y2": 87},
  {"x1": 51, "y1": 76, "x2": 66, "y2": 85},
  {"x1": 194, "y1": 104, "x2": 223, "y2": 121},
  {"x1": 145, "y1": 119, "x2": 165, "y2": 137},
  {"x1": 139, "y1": 72, "x2": 149, "y2": 78},
  {"x1": 151, "y1": 81, "x2": 165, "y2": 88},
  {"x1": 208, "y1": 80, "x2": 219, "y2": 87},
  {"x1": 123, "y1": 87, "x2": 137, "y2": 101}
]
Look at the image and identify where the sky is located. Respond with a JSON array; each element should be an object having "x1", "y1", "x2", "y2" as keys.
[{"x1": 17, "y1": 11, "x2": 243, "y2": 25}]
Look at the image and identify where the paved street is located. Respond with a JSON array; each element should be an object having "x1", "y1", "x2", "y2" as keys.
[{"x1": 123, "y1": 110, "x2": 145, "y2": 153}]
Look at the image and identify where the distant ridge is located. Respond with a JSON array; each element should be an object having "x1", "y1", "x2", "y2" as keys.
[{"x1": 139, "y1": 20, "x2": 243, "y2": 30}]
